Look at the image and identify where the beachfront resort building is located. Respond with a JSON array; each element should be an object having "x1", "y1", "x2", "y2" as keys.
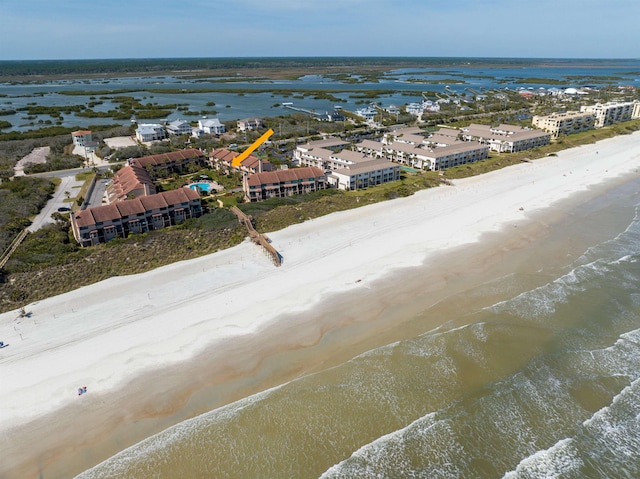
[
  {"x1": 294, "y1": 139, "x2": 400, "y2": 191},
  {"x1": 580, "y1": 101, "x2": 640, "y2": 128},
  {"x1": 376, "y1": 126, "x2": 490, "y2": 171},
  {"x1": 532, "y1": 111, "x2": 596, "y2": 138},
  {"x1": 327, "y1": 159, "x2": 401, "y2": 191},
  {"x1": 458, "y1": 123, "x2": 551, "y2": 153},
  {"x1": 135, "y1": 123, "x2": 166, "y2": 143},
  {"x1": 243, "y1": 167, "x2": 327, "y2": 202},
  {"x1": 386, "y1": 140, "x2": 489, "y2": 171},
  {"x1": 294, "y1": 138, "x2": 351, "y2": 168},
  {"x1": 71, "y1": 187, "x2": 202, "y2": 246}
]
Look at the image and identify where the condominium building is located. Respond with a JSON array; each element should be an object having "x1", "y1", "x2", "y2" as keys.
[
  {"x1": 71, "y1": 187, "x2": 202, "y2": 246},
  {"x1": 385, "y1": 141, "x2": 490, "y2": 171},
  {"x1": 106, "y1": 164, "x2": 156, "y2": 203},
  {"x1": 128, "y1": 149, "x2": 208, "y2": 175},
  {"x1": 459, "y1": 123, "x2": 551, "y2": 152},
  {"x1": 580, "y1": 101, "x2": 640, "y2": 128},
  {"x1": 327, "y1": 159, "x2": 401, "y2": 191},
  {"x1": 243, "y1": 167, "x2": 327, "y2": 202},
  {"x1": 209, "y1": 148, "x2": 275, "y2": 174},
  {"x1": 532, "y1": 111, "x2": 596, "y2": 138},
  {"x1": 293, "y1": 138, "x2": 353, "y2": 169}
]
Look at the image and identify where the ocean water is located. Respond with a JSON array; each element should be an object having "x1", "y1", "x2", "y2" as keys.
[{"x1": 78, "y1": 179, "x2": 640, "y2": 479}]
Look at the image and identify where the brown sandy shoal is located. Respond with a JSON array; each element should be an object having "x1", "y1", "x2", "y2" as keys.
[{"x1": 7, "y1": 171, "x2": 638, "y2": 479}]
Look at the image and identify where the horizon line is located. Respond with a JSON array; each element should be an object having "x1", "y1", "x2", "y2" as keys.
[{"x1": 1, "y1": 55, "x2": 639, "y2": 63}]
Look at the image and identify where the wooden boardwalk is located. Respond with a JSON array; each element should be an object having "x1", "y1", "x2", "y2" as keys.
[
  {"x1": 0, "y1": 228, "x2": 29, "y2": 271},
  {"x1": 230, "y1": 206, "x2": 282, "y2": 267}
]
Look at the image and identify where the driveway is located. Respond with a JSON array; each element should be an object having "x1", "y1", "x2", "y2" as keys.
[{"x1": 85, "y1": 178, "x2": 109, "y2": 209}]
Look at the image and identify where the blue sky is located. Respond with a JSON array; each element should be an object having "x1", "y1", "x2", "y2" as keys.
[{"x1": 1, "y1": 0, "x2": 639, "y2": 60}]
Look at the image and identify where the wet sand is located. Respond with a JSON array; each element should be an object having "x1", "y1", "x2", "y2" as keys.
[{"x1": 1, "y1": 132, "x2": 640, "y2": 478}]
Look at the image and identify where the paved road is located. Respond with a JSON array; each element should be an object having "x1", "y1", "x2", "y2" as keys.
[
  {"x1": 27, "y1": 163, "x2": 119, "y2": 226},
  {"x1": 28, "y1": 175, "x2": 84, "y2": 232}
]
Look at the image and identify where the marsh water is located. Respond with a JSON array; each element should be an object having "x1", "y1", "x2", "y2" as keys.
[{"x1": 1, "y1": 57, "x2": 639, "y2": 132}]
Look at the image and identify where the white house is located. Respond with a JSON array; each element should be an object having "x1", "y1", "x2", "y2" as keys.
[
  {"x1": 237, "y1": 118, "x2": 263, "y2": 132},
  {"x1": 198, "y1": 118, "x2": 226, "y2": 135},
  {"x1": 71, "y1": 130, "x2": 92, "y2": 147},
  {"x1": 166, "y1": 119, "x2": 192, "y2": 136},
  {"x1": 405, "y1": 102, "x2": 424, "y2": 116},
  {"x1": 354, "y1": 107, "x2": 377, "y2": 122},
  {"x1": 135, "y1": 124, "x2": 166, "y2": 143}
]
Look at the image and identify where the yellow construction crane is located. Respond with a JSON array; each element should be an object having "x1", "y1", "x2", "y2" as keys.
[{"x1": 231, "y1": 128, "x2": 274, "y2": 168}]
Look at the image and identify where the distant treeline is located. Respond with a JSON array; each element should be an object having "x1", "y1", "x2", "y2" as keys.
[{"x1": 1, "y1": 57, "x2": 628, "y2": 78}]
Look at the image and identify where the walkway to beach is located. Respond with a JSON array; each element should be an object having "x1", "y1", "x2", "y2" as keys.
[{"x1": 230, "y1": 206, "x2": 282, "y2": 266}]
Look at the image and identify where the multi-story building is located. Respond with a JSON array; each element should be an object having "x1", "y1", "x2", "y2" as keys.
[
  {"x1": 128, "y1": 149, "x2": 208, "y2": 175},
  {"x1": 243, "y1": 167, "x2": 327, "y2": 202},
  {"x1": 532, "y1": 111, "x2": 596, "y2": 138},
  {"x1": 327, "y1": 159, "x2": 401, "y2": 191},
  {"x1": 198, "y1": 118, "x2": 226, "y2": 135},
  {"x1": 354, "y1": 107, "x2": 377, "y2": 122},
  {"x1": 71, "y1": 130, "x2": 93, "y2": 147},
  {"x1": 294, "y1": 138, "x2": 351, "y2": 168},
  {"x1": 209, "y1": 148, "x2": 275, "y2": 174},
  {"x1": 106, "y1": 165, "x2": 156, "y2": 203},
  {"x1": 166, "y1": 119, "x2": 192, "y2": 136},
  {"x1": 294, "y1": 138, "x2": 400, "y2": 190},
  {"x1": 385, "y1": 141, "x2": 490, "y2": 171},
  {"x1": 459, "y1": 123, "x2": 551, "y2": 152},
  {"x1": 580, "y1": 101, "x2": 640, "y2": 128},
  {"x1": 71, "y1": 187, "x2": 202, "y2": 246},
  {"x1": 135, "y1": 123, "x2": 166, "y2": 142},
  {"x1": 383, "y1": 126, "x2": 427, "y2": 145},
  {"x1": 237, "y1": 118, "x2": 264, "y2": 132}
]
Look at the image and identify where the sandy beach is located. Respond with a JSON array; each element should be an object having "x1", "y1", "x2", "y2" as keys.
[{"x1": 2, "y1": 131, "x2": 640, "y2": 478}]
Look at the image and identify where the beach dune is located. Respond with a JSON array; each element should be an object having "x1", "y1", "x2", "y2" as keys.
[{"x1": 1, "y1": 132, "x2": 640, "y2": 478}]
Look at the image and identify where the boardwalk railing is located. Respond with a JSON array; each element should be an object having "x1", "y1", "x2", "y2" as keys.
[
  {"x1": 0, "y1": 228, "x2": 29, "y2": 271},
  {"x1": 230, "y1": 206, "x2": 282, "y2": 267}
]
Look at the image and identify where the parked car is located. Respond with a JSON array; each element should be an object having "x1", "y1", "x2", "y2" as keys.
[{"x1": 57, "y1": 207, "x2": 71, "y2": 212}]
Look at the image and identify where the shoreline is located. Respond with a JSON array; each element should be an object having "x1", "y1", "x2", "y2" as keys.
[{"x1": 2, "y1": 131, "x2": 640, "y2": 478}]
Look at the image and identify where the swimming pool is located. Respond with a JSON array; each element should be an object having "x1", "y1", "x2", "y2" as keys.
[{"x1": 188, "y1": 182, "x2": 214, "y2": 193}]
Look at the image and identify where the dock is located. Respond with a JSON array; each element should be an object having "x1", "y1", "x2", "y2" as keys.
[
  {"x1": 230, "y1": 206, "x2": 282, "y2": 267},
  {"x1": 283, "y1": 104, "x2": 322, "y2": 118}
]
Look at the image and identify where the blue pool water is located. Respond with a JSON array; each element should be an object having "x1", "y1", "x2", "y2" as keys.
[{"x1": 188, "y1": 183, "x2": 214, "y2": 193}]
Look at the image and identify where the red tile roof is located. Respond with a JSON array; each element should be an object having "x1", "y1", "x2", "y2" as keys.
[
  {"x1": 74, "y1": 187, "x2": 200, "y2": 228},
  {"x1": 246, "y1": 167, "x2": 325, "y2": 187},
  {"x1": 210, "y1": 148, "x2": 272, "y2": 171},
  {"x1": 129, "y1": 149, "x2": 204, "y2": 169}
]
